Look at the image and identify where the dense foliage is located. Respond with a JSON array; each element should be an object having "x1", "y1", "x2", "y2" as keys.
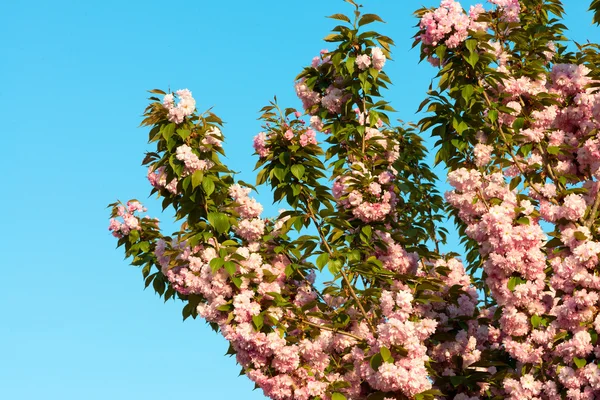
[{"x1": 108, "y1": 1, "x2": 600, "y2": 399}]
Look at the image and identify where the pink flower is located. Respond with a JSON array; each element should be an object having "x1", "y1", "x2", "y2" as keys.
[
  {"x1": 489, "y1": 0, "x2": 521, "y2": 22},
  {"x1": 299, "y1": 129, "x2": 317, "y2": 147},
  {"x1": 176, "y1": 144, "x2": 213, "y2": 174},
  {"x1": 253, "y1": 132, "x2": 269, "y2": 158},
  {"x1": 474, "y1": 143, "x2": 493, "y2": 166},
  {"x1": 420, "y1": 0, "x2": 470, "y2": 49},
  {"x1": 356, "y1": 54, "x2": 371, "y2": 70},
  {"x1": 310, "y1": 116, "x2": 324, "y2": 131},
  {"x1": 371, "y1": 47, "x2": 386, "y2": 70},
  {"x1": 163, "y1": 89, "x2": 196, "y2": 124},
  {"x1": 561, "y1": 194, "x2": 586, "y2": 221},
  {"x1": 321, "y1": 86, "x2": 343, "y2": 114},
  {"x1": 295, "y1": 79, "x2": 321, "y2": 111}
]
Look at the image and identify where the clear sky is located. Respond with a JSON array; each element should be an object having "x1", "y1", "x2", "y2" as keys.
[{"x1": 1, "y1": 1, "x2": 596, "y2": 399}]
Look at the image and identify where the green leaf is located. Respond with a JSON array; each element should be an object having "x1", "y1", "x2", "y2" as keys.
[
  {"x1": 129, "y1": 229, "x2": 140, "y2": 243},
  {"x1": 574, "y1": 231, "x2": 588, "y2": 241},
  {"x1": 547, "y1": 146, "x2": 561, "y2": 155},
  {"x1": 224, "y1": 261, "x2": 237, "y2": 276},
  {"x1": 345, "y1": 56, "x2": 355, "y2": 75},
  {"x1": 461, "y1": 85, "x2": 474, "y2": 102},
  {"x1": 323, "y1": 33, "x2": 344, "y2": 42},
  {"x1": 273, "y1": 166, "x2": 287, "y2": 182},
  {"x1": 370, "y1": 353, "x2": 383, "y2": 371},
  {"x1": 465, "y1": 39, "x2": 477, "y2": 53},
  {"x1": 177, "y1": 129, "x2": 191, "y2": 140},
  {"x1": 208, "y1": 212, "x2": 230, "y2": 234},
  {"x1": 327, "y1": 259, "x2": 342, "y2": 275},
  {"x1": 449, "y1": 375, "x2": 465, "y2": 387},
  {"x1": 202, "y1": 177, "x2": 215, "y2": 196},
  {"x1": 291, "y1": 164, "x2": 305, "y2": 180},
  {"x1": 380, "y1": 346, "x2": 392, "y2": 363},
  {"x1": 328, "y1": 13, "x2": 351, "y2": 23},
  {"x1": 574, "y1": 357, "x2": 587, "y2": 369},
  {"x1": 361, "y1": 225, "x2": 372, "y2": 239},
  {"x1": 209, "y1": 258, "x2": 225, "y2": 273},
  {"x1": 435, "y1": 45, "x2": 446, "y2": 61},
  {"x1": 451, "y1": 139, "x2": 466, "y2": 151},
  {"x1": 507, "y1": 276, "x2": 527, "y2": 291},
  {"x1": 465, "y1": 51, "x2": 479, "y2": 68},
  {"x1": 512, "y1": 117, "x2": 524, "y2": 132},
  {"x1": 333, "y1": 313, "x2": 351, "y2": 328},
  {"x1": 358, "y1": 13, "x2": 384, "y2": 27},
  {"x1": 252, "y1": 314, "x2": 264, "y2": 331},
  {"x1": 531, "y1": 315, "x2": 543, "y2": 328},
  {"x1": 332, "y1": 393, "x2": 347, "y2": 400},
  {"x1": 591, "y1": 329, "x2": 598, "y2": 345},
  {"x1": 516, "y1": 217, "x2": 530, "y2": 225},
  {"x1": 162, "y1": 123, "x2": 176, "y2": 140},
  {"x1": 455, "y1": 121, "x2": 468, "y2": 135},
  {"x1": 192, "y1": 170, "x2": 204, "y2": 189},
  {"x1": 590, "y1": 0, "x2": 600, "y2": 25},
  {"x1": 316, "y1": 253, "x2": 329, "y2": 270}
]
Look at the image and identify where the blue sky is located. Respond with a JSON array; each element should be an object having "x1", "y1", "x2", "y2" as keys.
[{"x1": 0, "y1": 1, "x2": 596, "y2": 399}]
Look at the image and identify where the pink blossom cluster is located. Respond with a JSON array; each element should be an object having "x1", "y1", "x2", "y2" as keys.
[
  {"x1": 419, "y1": 0, "x2": 487, "y2": 50},
  {"x1": 374, "y1": 231, "x2": 418, "y2": 274},
  {"x1": 328, "y1": 124, "x2": 405, "y2": 224},
  {"x1": 227, "y1": 184, "x2": 266, "y2": 242},
  {"x1": 175, "y1": 144, "x2": 213, "y2": 175},
  {"x1": 488, "y1": 0, "x2": 521, "y2": 23},
  {"x1": 310, "y1": 48, "x2": 331, "y2": 69},
  {"x1": 295, "y1": 47, "x2": 384, "y2": 115},
  {"x1": 321, "y1": 86, "x2": 344, "y2": 114},
  {"x1": 473, "y1": 142, "x2": 493, "y2": 166},
  {"x1": 437, "y1": 49, "x2": 600, "y2": 396},
  {"x1": 199, "y1": 127, "x2": 223, "y2": 151},
  {"x1": 356, "y1": 54, "x2": 371, "y2": 71},
  {"x1": 355, "y1": 48, "x2": 386, "y2": 71},
  {"x1": 229, "y1": 184, "x2": 263, "y2": 219},
  {"x1": 283, "y1": 127, "x2": 318, "y2": 147},
  {"x1": 254, "y1": 124, "x2": 319, "y2": 159},
  {"x1": 310, "y1": 116, "x2": 324, "y2": 132},
  {"x1": 147, "y1": 166, "x2": 178, "y2": 194},
  {"x1": 253, "y1": 132, "x2": 269, "y2": 158},
  {"x1": 294, "y1": 79, "x2": 321, "y2": 112},
  {"x1": 118, "y1": 161, "x2": 484, "y2": 400},
  {"x1": 416, "y1": 259, "x2": 503, "y2": 397},
  {"x1": 332, "y1": 163, "x2": 398, "y2": 223},
  {"x1": 446, "y1": 169, "x2": 600, "y2": 397},
  {"x1": 154, "y1": 230, "x2": 324, "y2": 399},
  {"x1": 150, "y1": 217, "x2": 347, "y2": 399},
  {"x1": 371, "y1": 47, "x2": 386, "y2": 70},
  {"x1": 163, "y1": 89, "x2": 196, "y2": 124},
  {"x1": 108, "y1": 201, "x2": 156, "y2": 239}
]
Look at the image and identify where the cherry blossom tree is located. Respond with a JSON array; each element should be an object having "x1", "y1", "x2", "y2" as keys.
[{"x1": 108, "y1": 1, "x2": 600, "y2": 399}]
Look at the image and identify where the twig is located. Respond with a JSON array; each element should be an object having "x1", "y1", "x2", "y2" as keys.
[
  {"x1": 303, "y1": 195, "x2": 377, "y2": 334},
  {"x1": 586, "y1": 189, "x2": 600, "y2": 228},
  {"x1": 300, "y1": 318, "x2": 365, "y2": 342}
]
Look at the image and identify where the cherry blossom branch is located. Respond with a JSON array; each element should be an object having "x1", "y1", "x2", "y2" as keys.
[
  {"x1": 302, "y1": 195, "x2": 377, "y2": 334},
  {"x1": 299, "y1": 318, "x2": 365, "y2": 342},
  {"x1": 481, "y1": 91, "x2": 557, "y2": 204},
  {"x1": 536, "y1": 143, "x2": 562, "y2": 188},
  {"x1": 585, "y1": 189, "x2": 600, "y2": 228}
]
